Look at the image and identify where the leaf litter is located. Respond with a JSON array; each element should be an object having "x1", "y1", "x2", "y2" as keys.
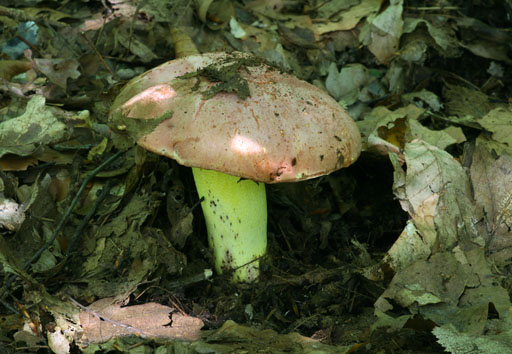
[{"x1": 1, "y1": 0, "x2": 512, "y2": 353}]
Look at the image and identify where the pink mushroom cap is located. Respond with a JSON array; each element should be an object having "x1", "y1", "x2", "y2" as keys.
[{"x1": 110, "y1": 52, "x2": 361, "y2": 183}]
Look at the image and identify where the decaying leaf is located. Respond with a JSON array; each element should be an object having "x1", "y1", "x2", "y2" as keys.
[
  {"x1": 3, "y1": 1, "x2": 512, "y2": 352},
  {"x1": 0, "y1": 95, "x2": 67, "y2": 157},
  {"x1": 402, "y1": 89, "x2": 443, "y2": 112},
  {"x1": 365, "y1": 0, "x2": 404, "y2": 64},
  {"x1": 194, "y1": 320, "x2": 348, "y2": 353},
  {"x1": 387, "y1": 140, "x2": 479, "y2": 267},
  {"x1": 311, "y1": 0, "x2": 381, "y2": 35},
  {"x1": 0, "y1": 60, "x2": 31, "y2": 81},
  {"x1": 325, "y1": 63, "x2": 372, "y2": 104},
  {"x1": 443, "y1": 83, "x2": 496, "y2": 123},
  {"x1": 478, "y1": 108, "x2": 512, "y2": 149},
  {"x1": 376, "y1": 249, "x2": 511, "y2": 337},
  {"x1": 402, "y1": 17, "x2": 460, "y2": 57},
  {"x1": 35, "y1": 58, "x2": 80, "y2": 89},
  {"x1": 470, "y1": 138, "x2": 512, "y2": 264},
  {"x1": 433, "y1": 322, "x2": 512, "y2": 354},
  {"x1": 0, "y1": 154, "x2": 38, "y2": 171},
  {"x1": 359, "y1": 105, "x2": 463, "y2": 157}
]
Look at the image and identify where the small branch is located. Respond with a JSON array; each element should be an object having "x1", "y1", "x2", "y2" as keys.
[
  {"x1": 22, "y1": 151, "x2": 124, "y2": 270},
  {"x1": 80, "y1": 32, "x2": 115, "y2": 77},
  {"x1": 65, "y1": 180, "x2": 113, "y2": 257}
]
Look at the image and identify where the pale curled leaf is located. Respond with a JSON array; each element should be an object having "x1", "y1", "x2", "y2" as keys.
[
  {"x1": 383, "y1": 201, "x2": 436, "y2": 274},
  {"x1": 401, "y1": 140, "x2": 476, "y2": 247},
  {"x1": 47, "y1": 327, "x2": 70, "y2": 354},
  {"x1": 325, "y1": 63, "x2": 371, "y2": 104},
  {"x1": 470, "y1": 138, "x2": 512, "y2": 264},
  {"x1": 385, "y1": 140, "x2": 478, "y2": 272},
  {"x1": 402, "y1": 89, "x2": 443, "y2": 112},
  {"x1": 367, "y1": 0, "x2": 403, "y2": 64},
  {"x1": 407, "y1": 119, "x2": 459, "y2": 150},
  {"x1": 403, "y1": 17, "x2": 460, "y2": 57},
  {"x1": 361, "y1": 104, "x2": 461, "y2": 159}
]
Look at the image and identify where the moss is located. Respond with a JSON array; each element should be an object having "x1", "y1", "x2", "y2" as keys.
[
  {"x1": 178, "y1": 54, "x2": 271, "y2": 100},
  {"x1": 109, "y1": 110, "x2": 171, "y2": 150}
]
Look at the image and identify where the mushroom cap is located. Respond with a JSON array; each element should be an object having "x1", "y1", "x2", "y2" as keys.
[{"x1": 110, "y1": 52, "x2": 361, "y2": 183}]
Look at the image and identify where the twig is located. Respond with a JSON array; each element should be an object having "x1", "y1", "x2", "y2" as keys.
[
  {"x1": 0, "y1": 152, "x2": 124, "y2": 301},
  {"x1": 65, "y1": 180, "x2": 113, "y2": 257},
  {"x1": 163, "y1": 269, "x2": 213, "y2": 291},
  {"x1": 128, "y1": 0, "x2": 148, "y2": 53},
  {"x1": 80, "y1": 32, "x2": 114, "y2": 77},
  {"x1": 22, "y1": 151, "x2": 124, "y2": 270}
]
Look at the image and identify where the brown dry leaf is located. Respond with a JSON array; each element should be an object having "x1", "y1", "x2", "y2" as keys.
[
  {"x1": 79, "y1": 298, "x2": 203, "y2": 344},
  {"x1": 0, "y1": 154, "x2": 38, "y2": 171},
  {"x1": 0, "y1": 60, "x2": 31, "y2": 81},
  {"x1": 81, "y1": 11, "x2": 113, "y2": 32},
  {"x1": 35, "y1": 58, "x2": 80, "y2": 89},
  {"x1": 278, "y1": 23, "x2": 317, "y2": 48}
]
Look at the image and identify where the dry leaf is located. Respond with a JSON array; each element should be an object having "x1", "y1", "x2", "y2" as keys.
[
  {"x1": 79, "y1": 298, "x2": 203, "y2": 344},
  {"x1": 470, "y1": 138, "x2": 512, "y2": 264}
]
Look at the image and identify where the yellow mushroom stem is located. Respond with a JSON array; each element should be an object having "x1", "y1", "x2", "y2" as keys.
[{"x1": 192, "y1": 167, "x2": 267, "y2": 283}]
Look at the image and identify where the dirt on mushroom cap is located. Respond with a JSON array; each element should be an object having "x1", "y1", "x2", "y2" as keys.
[{"x1": 110, "y1": 52, "x2": 361, "y2": 183}]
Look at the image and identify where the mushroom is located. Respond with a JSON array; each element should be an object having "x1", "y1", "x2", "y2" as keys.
[{"x1": 109, "y1": 52, "x2": 361, "y2": 282}]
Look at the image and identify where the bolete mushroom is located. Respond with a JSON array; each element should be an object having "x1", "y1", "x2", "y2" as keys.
[{"x1": 109, "y1": 52, "x2": 361, "y2": 282}]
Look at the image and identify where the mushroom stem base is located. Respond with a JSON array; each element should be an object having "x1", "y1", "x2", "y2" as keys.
[{"x1": 192, "y1": 168, "x2": 267, "y2": 282}]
